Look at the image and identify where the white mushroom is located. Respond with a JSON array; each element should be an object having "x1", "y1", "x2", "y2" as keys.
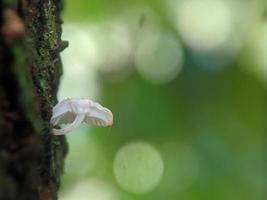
[{"x1": 51, "y1": 98, "x2": 113, "y2": 135}]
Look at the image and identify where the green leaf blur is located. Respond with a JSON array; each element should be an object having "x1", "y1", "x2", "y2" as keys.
[{"x1": 59, "y1": 0, "x2": 267, "y2": 200}]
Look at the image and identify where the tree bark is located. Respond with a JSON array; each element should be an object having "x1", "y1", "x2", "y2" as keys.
[{"x1": 0, "y1": 1, "x2": 68, "y2": 199}]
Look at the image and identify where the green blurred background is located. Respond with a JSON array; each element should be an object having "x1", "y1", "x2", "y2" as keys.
[{"x1": 58, "y1": 0, "x2": 266, "y2": 199}]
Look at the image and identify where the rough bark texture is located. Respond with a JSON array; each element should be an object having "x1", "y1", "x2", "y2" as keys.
[{"x1": 0, "y1": 0, "x2": 68, "y2": 199}]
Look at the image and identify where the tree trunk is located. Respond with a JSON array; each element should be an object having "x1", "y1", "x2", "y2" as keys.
[{"x1": 0, "y1": 1, "x2": 68, "y2": 199}]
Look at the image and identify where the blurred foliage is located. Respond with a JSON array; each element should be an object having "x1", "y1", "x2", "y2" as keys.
[{"x1": 59, "y1": 0, "x2": 267, "y2": 200}]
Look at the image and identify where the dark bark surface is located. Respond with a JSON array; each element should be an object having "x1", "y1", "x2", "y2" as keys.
[{"x1": 0, "y1": 1, "x2": 68, "y2": 199}]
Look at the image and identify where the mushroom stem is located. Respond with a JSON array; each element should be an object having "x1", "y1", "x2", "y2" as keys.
[{"x1": 53, "y1": 114, "x2": 85, "y2": 135}]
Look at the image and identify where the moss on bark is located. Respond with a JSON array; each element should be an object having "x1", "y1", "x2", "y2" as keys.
[{"x1": 0, "y1": 0, "x2": 68, "y2": 199}]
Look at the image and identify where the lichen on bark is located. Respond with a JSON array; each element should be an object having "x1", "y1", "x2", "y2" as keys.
[{"x1": 0, "y1": 0, "x2": 68, "y2": 199}]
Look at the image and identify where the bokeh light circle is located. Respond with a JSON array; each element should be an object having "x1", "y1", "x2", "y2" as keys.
[
  {"x1": 176, "y1": 0, "x2": 233, "y2": 51},
  {"x1": 113, "y1": 142, "x2": 164, "y2": 194},
  {"x1": 60, "y1": 178, "x2": 119, "y2": 200},
  {"x1": 60, "y1": 24, "x2": 100, "y2": 99},
  {"x1": 97, "y1": 22, "x2": 134, "y2": 82},
  {"x1": 135, "y1": 29, "x2": 184, "y2": 84}
]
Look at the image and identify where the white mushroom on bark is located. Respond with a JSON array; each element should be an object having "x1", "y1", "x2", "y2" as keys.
[{"x1": 51, "y1": 98, "x2": 113, "y2": 135}]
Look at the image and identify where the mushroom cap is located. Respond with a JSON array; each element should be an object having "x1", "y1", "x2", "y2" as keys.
[{"x1": 51, "y1": 98, "x2": 113, "y2": 127}]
